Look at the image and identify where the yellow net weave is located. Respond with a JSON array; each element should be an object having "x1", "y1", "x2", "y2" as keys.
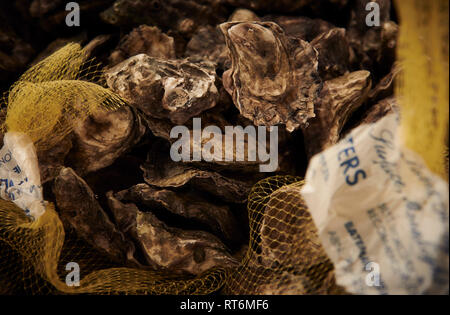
[
  {"x1": 1, "y1": 43, "x2": 125, "y2": 150},
  {"x1": 224, "y1": 176, "x2": 342, "y2": 294},
  {"x1": 0, "y1": 200, "x2": 226, "y2": 294}
]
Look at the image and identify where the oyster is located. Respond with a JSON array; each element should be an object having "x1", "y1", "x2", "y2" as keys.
[
  {"x1": 66, "y1": 105, "x2": 146, "y2": 176},
  {"x1": 107, "y1": 193, "x2": 238, "y2": 275},
  {"x1": 105, "y1": 54, "x2": 219, "y2": 125},
  {"x1": 108, "y1": 25, "x2": 175, "y2": 67},
  {"x1": 53, "y1": 167, "x2": 139, "y2": 266},
  {"x1": 220, "y1": 22, "x2": 321, "y2": 132},
  {"x1": 116, "y1": 183, "x2": 242, "y2": 243}
]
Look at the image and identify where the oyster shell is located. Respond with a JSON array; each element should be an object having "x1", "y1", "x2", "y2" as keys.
[
  {"x1": 105, "y1": 54, "x2": 219, "y2": 125},
  {"x1": 220, "y1": 22, "x2": 322, "y2": 132},
  {"x1": 302, "y1": 70, "x2": 372, "y2": 158},
  {"x1": 53, "y1": 167, "x2": 139, "y2": 266}
]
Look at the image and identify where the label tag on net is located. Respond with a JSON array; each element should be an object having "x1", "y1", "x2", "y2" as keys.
[
  {"x1": 301, "y1": 114, "x2": 449, "y2": 294},
  {"x1": 0, "y1": 132, "x2": 46, "y2": 220}
]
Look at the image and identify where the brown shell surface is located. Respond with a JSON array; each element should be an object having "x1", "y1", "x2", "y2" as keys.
[{"x1": 220, "y1": 22, "x2": 322, "y2": 132}]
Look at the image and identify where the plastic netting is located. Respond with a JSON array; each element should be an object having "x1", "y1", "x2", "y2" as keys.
[
  {"x1": 1, "y1": 43, "x2": 125, "y2": 150},
  {"x1": 0, "y1": 0, "x2": 448, "y2": 295},
  {"x1": 0, "y1": 199, "x2": 227, "y2": 294},
  {"x1": 0, "y1": 176, "x2": 335, "y2": 295},
  {"x1": 223, "y1": 176, "x2": 344, "y2": 294}
]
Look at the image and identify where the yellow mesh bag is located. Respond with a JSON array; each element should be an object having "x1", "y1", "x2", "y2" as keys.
[
  {"x1": 15, "y1": 42, "x2": 87, "y2": 83},
  {"x1": 224, "y1": 176, "x2": 343, "y2": 294},
  {"x1": 2, "y1": 43, "x2": 125, "y2": 150},
  {"x1": 0, "y1": 199, "x2": 226, "y2": 294}
]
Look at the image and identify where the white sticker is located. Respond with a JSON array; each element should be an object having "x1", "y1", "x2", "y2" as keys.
[
  {"x1": 0, "y1": 132, "x2": 46, "y2": 220},
  {"x1": 301, "y1": 114, "x2": 449, "y2": 294}
]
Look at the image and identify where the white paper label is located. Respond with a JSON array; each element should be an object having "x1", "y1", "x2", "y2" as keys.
[
  {"x1": 0, "y1": 132, "x2": 46, "y2": 220},
  {"x1": 301, "y1": 114, "x2": 449, "y2": 294}
]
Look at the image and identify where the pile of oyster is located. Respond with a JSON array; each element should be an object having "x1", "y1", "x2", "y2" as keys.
[{"x1": 0, "y1": 0, "x2": 399, "y2": 292}]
